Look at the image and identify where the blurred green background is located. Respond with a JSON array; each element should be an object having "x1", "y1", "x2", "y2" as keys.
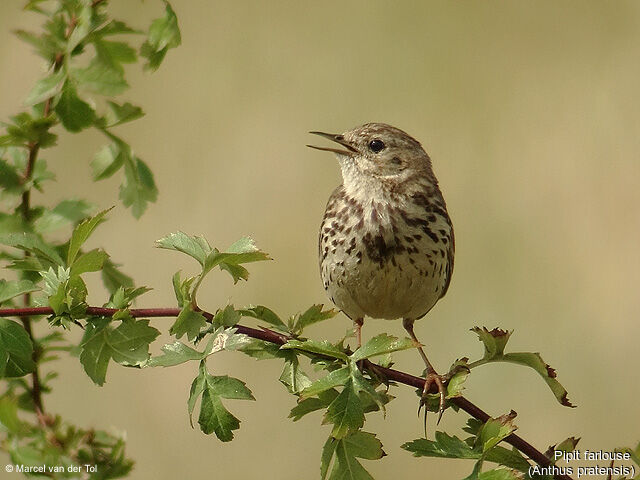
[{"x1": 1, "y1": 1, "x2": 639, "y2": 478}]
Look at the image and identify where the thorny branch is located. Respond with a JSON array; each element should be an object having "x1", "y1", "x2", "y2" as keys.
[
  {"x1": 16, "y1": 0, "x2": 102, "y2": 427},
  {"x1": 0, "y1": 305, "x2": 573, "y2": 480}
]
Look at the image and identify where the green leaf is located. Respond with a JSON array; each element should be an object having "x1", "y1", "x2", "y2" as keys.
[
  {"x1": 91, "y1": 143, "x2": 125, "y2": 181},
  {"x1": 71, "y1": 58, "x2": 128, "y2": 96},
  {"x1": 101, "y1": 258, "x2": 134, "y2": 293},
  {"x1": 104, "y1": 101, "x2": 144, "y2": 127},
  {"x1": 156, "y1": 232, "x2": 212, "y2": 266},
  {"x1": 119, "y1": 156, "x2": 158, "y2": 218},
  {"x1": 54, "y1": 81, "x2": 96, "y2": 132},
  {"x1": 70, "y1": 248, "x2": 109, "y2": 276},
  {"x1": 0, "y1": 395, "x2": 26, "y2": 434},
  {"x1": 67, "y1": 207, "x2": 112, "y2": 265},
  {"x1": 501, "y1": 352, "x2": 574, "y2": 407},
  {"x1": 290, "y1": 390, "x2": 339, "y2": 422},
  {"x1": 470, "y1": 327, "x2": 574, "y2": 407},
  {"x1": 472, "y1": 327, "x2": 512, "y2": 360},
  {"x1": 477, "y1": 468, "x2": 522, "y2": 480},
  {"x1": 205, "y1": 237, "x2": 271, "y2": 283},
  {"x1": 212, "y1": 304, "x2": 241, "y2": 327},
  {"x1": 0, "y1": 231, "x2": 64, "y2": 266},
  {"x1": 351, "y1": 333, "x2": 414, "y2": 362},
  {"x1": 148, "y1": 328, "x2": 246, "y2": 367},
  {"x1": 14, "y1": 29, "x2": 57, "y2": 61},
  {"x1": 2, "y1": 113, "x2": 57, "y2": 148},
  {"x1": 0, "y1": 280, "x2": 39, "y2": 305},
  {"x1": 34, "y1": 199, "x2": 93, "y2": 234},
  {"x1": 94, "y1": 39, "x2": 137, "y2": 71},
  {"x1": 141, "y1": 1, "x2": 181, "y2": 71},
  {"x1": 324, "y1": 378, "x2": 364, "y2": 439},
  {"x1": 79, "y1": 318, "x2": 160, "y2": 385},
  {"x1": 279, "y1": 354, "x2": 312, "y2": 394},
  {"x1": 484, "y1": 447, "x2": 531, "y2": 473},
  {"x1": 282, "y1": 339, "x2": 348, "y2": 361},
  {"x1": 322, "y1": 432, "x2": 384, "y2": 480},
  {"x1": 301, "y1": 367, "x2": 349, "y2": 398},
  {"x1": 170, "y1": 306, "x2": 207, "y2": 341},
  {"x1": 0, "y1": 319, "x2": 35, "y2": 377},
  {"x1": 189, "y1": 362, "x2": 254, "y2": 441},
  {"x1": 478, "y1": 411, "x2": 518, "y2": 453},
  {"x1": 321, "y1": 435, "x2": 338, "y2": 480},
  {"x1": 148, "y1": 1, "x2": 182, "y2": 50},
  {"x1": 146, "y1": 341, "x2": 202, "y2": 367},
  {"x1": 239, "y1": 305, "x2": 288, "y2": 332},
  {"x1": 0, "y1": 159, "x2": 22, "y2": 193},
  {"x1": 402, "y1": 432, "x2": 480, "y2": 459},
  {"x1": 293, "y1": 304, "x2": 338, "y2": 334},
  {"x1": 24, "y1": 69, "x2": 65, "y2": 106}
]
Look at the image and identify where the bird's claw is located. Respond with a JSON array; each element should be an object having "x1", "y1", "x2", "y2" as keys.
[{"x1": 417, "y1": 372, "x2": 447, "y2": 436}]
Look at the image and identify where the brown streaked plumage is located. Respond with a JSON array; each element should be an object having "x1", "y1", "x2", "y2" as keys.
[{"x1": 308, "y1": 122, "x2": 455, "y2": 422}]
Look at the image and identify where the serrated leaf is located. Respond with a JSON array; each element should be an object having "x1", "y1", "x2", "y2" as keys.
[
  {"x1": 282, "y1": 339, "x2": 348, "y2": 361},
  {"x1": 189, "y1": 362, "x2": 254, "y2": 441},
  {"x1": 293, "y1": 304, "x2": 338, "y2": 333},
  {"x1": 33, "y1": 199, "x2": 93, "y2": 234},
  {"x1": 70, "y1": 248, "x2": 108, "y2": 276},
  {"x1": 484, "y1": 447, "x2": 531, "y2": 473},
  {"x1": 0, "y1": 232, "x2": 64, "y2": 266},
  {"x1": 279, "y1": 355, "x2": 312, "y2": 394},
  {"x1": 156, "y1": 232, "x2": 212, "y2": 266},
  {"x1": 54, "y1": 81, "x2": 96, "y2": 132},
  {"x1": 170, "y1": 306, "x2": 207, "y2": 341},
  {"x1": 67, "y1": 208, "x2": 112, "y2": 265},
  {"x1": 71, "y1": 58, "x2": 128, "y2": 95},
  {"x1": 212, "y1": 305, "x2": 241, "y2": 327},
  {"x1": 0, "y1": 319, "x2": 35, "y2": 377},
  {"x1": 146, "y1": 341, "x2": 202, "y2": 367},
  {"x1": 79, "y1": 318, "x2": 159, "y2": 385},
  {"x1": 147, "y1": 1, "x2": 181, "y2": 50},
  {"x1": 290, "y1": 390, "x2": 339, "y2": 422},
  {"x1": 472, "y1": 327, "x2": 512, "y2": 360},
  {"x1": 478, "y1": 411, "x2": 518, "y2": 453},
  {"x1": 0, "y1": 280, "x2": 39, "y2": 305},
  {"x1": 91, "y1": 143, "x2": 124, "y2": 181},
  {"x1": 119, "y1": 156, "x2": 157, "y2": 218},
  {"x1": 323, "y1": 432, "x2": 384, "y2": 480},
  {"x1": 24, "y1": 69, "x2": 65, "y2": 106},
  {"x1": 239, "y1": 305, "x2": 288, "y2": 331},
  {"x1": 324, "y1": 378, "x2": 364, "y2": 439},
  {"x1": 301, "y1": 367, "x2": 349, "y2": 398},
  {"x1": 351, "y1": 333, "x2": 414, "y2": 362},
  {"x1": 402, "y1": 431, "x2": 480, "y2": 459},
  {"x1": 104, "y1": 101, "x2": 144, "y2": 127},
  {"x1": 470, "y1": 327, "x2": 574, "y2": 407},
  {"x1": 501, "y1": 352, "x2": 574, "y2": 407},
  {"x1": 141, "y1": 1, "x2": 181, "y2": 71}
]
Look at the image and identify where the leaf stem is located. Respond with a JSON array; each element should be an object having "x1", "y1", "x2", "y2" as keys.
[{"x1": 0, "y1": 305, "x2": 572, "y2": 480}]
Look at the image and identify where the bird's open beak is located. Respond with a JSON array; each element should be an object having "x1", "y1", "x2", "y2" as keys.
[{"x1": 307, "y1": 131, "x2": 358, "y2": 156}]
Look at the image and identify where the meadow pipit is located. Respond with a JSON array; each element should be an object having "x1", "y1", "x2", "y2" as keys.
[{"x1": 308, "y1": 123, "x2": 455, "y2": 421}]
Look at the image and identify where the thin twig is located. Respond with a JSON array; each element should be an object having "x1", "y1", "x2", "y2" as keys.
[{"x1": 0, "y1": 305, "x2": 572, "y2": 480}]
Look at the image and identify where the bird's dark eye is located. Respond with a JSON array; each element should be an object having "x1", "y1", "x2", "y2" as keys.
[{"x1": 368, "y1": 139, "x2": 385, "y2": 153}]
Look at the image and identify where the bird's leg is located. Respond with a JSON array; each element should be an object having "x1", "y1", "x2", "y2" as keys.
[
  {"x1": 354, "y1": 317, "x2": 364, "y2": 349},
  {"x1": 402, "y1": 318, "x2": 447, "y2": 428}
]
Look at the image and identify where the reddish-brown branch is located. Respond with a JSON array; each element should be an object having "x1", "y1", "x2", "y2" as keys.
[{"x1": 0, "y1": 305, "x2": 572, "y2": 480}]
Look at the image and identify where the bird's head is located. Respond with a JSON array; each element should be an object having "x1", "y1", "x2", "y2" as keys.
[{"x1": 308, "y1": 123, "x2": 436, "y2": 194}]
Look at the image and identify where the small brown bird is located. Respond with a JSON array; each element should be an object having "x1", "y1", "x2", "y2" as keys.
[{"x1": 308, "y1": 123, "x2": 454, "y2": 420}]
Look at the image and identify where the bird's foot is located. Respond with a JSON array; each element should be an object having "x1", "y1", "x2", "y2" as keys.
[{"x1": 417, "y1": 371, "x2": 448, "y2": 434}]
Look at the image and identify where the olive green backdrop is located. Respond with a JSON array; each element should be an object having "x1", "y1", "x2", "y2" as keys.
[{"x1": 1, "y1": 1, "x2": 639, "y2": 479}]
